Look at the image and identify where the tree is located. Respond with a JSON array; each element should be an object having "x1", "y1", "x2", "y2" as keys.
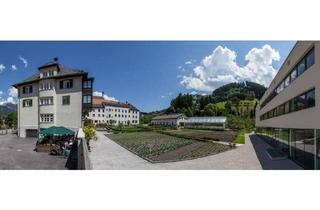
[
  {"x1": 5, "y1": 112, "x2": 17, "y2": 129},
  {"x1": 203, "y1": 103, "x2": 217, "y2": 116}
]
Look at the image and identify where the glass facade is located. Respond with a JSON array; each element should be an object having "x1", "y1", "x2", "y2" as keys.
[
  {"x1": 256, "y1": 128, "x2": 317, "y2": 170},
  {"x1": 291, "y1": 129, "x2": 315, "y2": 170}
]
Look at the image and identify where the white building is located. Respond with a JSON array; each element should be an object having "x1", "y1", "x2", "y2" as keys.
[
  {"x1": 13, "y1": 58, "x2": 94, "y2": 138},
  {"x1": 185, "y1": 116, "x2": 227, "y2": 130},
  {"x1": 88, "y1": 96, "x2": 140, "y2": 125},
  {"x1": 151, "y1": 113, "x2": 186, "y2": 127}
]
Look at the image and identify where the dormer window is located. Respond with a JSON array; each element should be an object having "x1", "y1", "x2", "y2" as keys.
[{"x1": 43, "y1": 70, "x2": 54, "y2": 78}]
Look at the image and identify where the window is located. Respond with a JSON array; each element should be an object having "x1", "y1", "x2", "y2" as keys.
[
  {"x1": 83, "y1": 95, "x2": 92, "y2": 104},
  {"x1": 23, "y1": 99, "x2": 32, "y2": 107},
  {"x1": 284, "y1": 76, "x2": 290, "y2": 87},
  {"x1": 59, "y1": 79, "x2": 73, "y2": 89},
  {"x1": 295, "y1": 94, "x2": 306, "y2": 111},
  {"x1": 284, "y1": 101, "x2": 290, "y2": 114},
  {"x1": 297, "y1": 60, "x2": 306, "y2": 76},
  {"x1": 306, "y1": 49, "x2": 315, "y2": 69},
  {"x1": 290, "y1": 69, "x2": 297, "y2": 82},
  {"x1": 43, "y1": 71, "x2": 54, "y2": 78},
  {"x1": 93, "y1": 114, "x2": 95, "y2": 117},
  {"x1": 279, "y1": 104, "x2": 285, "y2": 115},
  {"x1": 22, "y1": 85, "x2": 33, "y2": 94},
  {"x1": 261, "y1": 88, "x2": 315, "y2": 121},
  {"x1": 62, "y1": 95, "x2": 70, "y2": 105},
  {"x1": 40, "y1": 114, "x2": 54, "y2": 123},
  {"x1": 260, "y1": 48, "x2": 315, "y2": 109},
  {"x1": 83, "y1": 80, "x2": 92, "y2": 88},
  {"x1": 40, "y1": 97, "x2": 53, "y2": 106},
  {"x1": 306, "y1": 89, "x2": 315, "y2": 108},
  {"x1": 40, "y1": 82, "x2": 53, "y2": 91}
]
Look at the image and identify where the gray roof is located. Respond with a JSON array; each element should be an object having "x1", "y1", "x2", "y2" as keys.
[
  {"x1": 185, "y1": 116, "x2": 227, "y2": 124},
  {"x1": 152, "y1": 113, "x2": 186, "y2": 120},
  {"x1": 13, "y1": 62, "x2": 87, "y2": 87}
]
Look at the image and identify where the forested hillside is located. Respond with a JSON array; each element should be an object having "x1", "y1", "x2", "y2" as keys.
[{"x1": 141, "y1": 81, "x2": 267, "y2": 129}]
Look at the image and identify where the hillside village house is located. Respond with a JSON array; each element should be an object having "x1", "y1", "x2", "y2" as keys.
[
  {"x1": 13, "y1": 58, "x2": 94, "y2": 138},
  {"x1": 88, "y1": 96, "x2": 140, "y2": 126},
  {"x1": 151, "y1": 113, "x2": 186, "y2": 127},
  {"x1": 255, "y1": 41, "x2": 320, "y2": 170}
]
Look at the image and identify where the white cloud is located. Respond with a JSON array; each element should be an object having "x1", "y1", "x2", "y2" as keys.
[
  {"x1": 0, "y1": 64, "x2": 5, "y2": 73},
  {"x1": 93, "y1": 91, "x2": 118, "y2": 101},
  {"x1": 180, "y1": 45, "x2": 280, "y2": 92},
  {"x1": 0, "y1": 87, "x2": 18, "y2": 105},
  {"x1": 19, "y1": 56, "x2": 28, "y2": 68},
  {"x1": 8, "y1": 87, "x2": 18, "y2": 97},
  {"x1": 160, "y1": 95, "x2": 167, "y2": 99},
  {"x1": 185, "y1": 61, "x2": 192, "y2": 65},
  {"x1": 11, "y1": 64, "x2": 17, "y2": 71}
]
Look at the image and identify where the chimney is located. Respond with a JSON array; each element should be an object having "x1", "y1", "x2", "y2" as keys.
[{"x1": 53, "y1": 57, "x2": 58, "y2": 62}]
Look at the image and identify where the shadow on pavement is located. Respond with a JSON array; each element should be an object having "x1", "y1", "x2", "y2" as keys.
[{"x1": 249, "y1": 134, "x2": 302, "y2": 170}]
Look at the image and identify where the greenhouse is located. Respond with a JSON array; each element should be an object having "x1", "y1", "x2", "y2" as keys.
[{"x1": 184, "y1": 117, "x2": 227, "y2": 130}]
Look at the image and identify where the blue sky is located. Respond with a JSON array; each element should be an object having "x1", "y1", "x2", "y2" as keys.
[{"x1": 0, "y1": 41, "x2": 296, "y2": 112}]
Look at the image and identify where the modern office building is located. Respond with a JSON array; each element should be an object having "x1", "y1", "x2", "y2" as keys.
[
  {"x1": 13, "y1": 58, "x2": 94, "y2": 138},
  {"x1": 255, "y1": 41, "x2": 319, "y2": 169},
  {"x1": 88, "y1": 96, "x2": 140, "y2": 125}
]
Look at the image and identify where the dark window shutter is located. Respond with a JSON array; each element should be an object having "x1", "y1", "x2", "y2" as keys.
[
  {"x1": 22, "y1": 87, "x2": 26, "y2": 94},
  {"x1": 22, "y1": 100, "x2": 25, "y2": 107},
  {"x1": 30, "y1": 85, "x2": 33, "y2": 93},
  {"x1": 60, "y1": 81, "x2": 64, "y2": 89},
  {"x1": 30, "y1": 99, "x2": 33, "y2": 107},
  {"x1": 70, "y1": 80, "x2": 73, "y2": 88}
]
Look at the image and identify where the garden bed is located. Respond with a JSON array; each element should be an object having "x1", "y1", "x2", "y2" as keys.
[
  {"x1": 162, "y1": 129, "x2": 238, "y2": 143},
  {"x1": 106, "y1": 131, "x2": 232, "y2": 163}
]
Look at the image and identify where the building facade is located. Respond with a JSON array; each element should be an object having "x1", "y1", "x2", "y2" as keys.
[
  {"x1": 185, "y1": 117, "x2": 227, "y2": 130},
  {"x1": 88, "y1": 96, "x2": 140, "y2": 126},
  {"x1": 13, "y1": 58, "x2": 94, "y2": 138},
  {"x1": 255, "y1": 41, "x2": 320, "y2": 169},
  {"x1": 151, "y1": 113, "x2": 186, "y2": 127}
]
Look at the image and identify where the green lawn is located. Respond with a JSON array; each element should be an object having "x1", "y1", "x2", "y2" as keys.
[{"x1": 234, "y1": 130, "x2": 245, "y2": 144}]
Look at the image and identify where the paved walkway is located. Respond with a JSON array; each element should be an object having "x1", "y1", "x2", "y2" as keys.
[{"x1": 89, "y1": 131, "x2": 302, "y2": 170}]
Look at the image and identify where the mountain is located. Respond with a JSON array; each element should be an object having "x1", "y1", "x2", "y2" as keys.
[{"x1": 0, "y1": 103, "x2": 17, "y2": 117}]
